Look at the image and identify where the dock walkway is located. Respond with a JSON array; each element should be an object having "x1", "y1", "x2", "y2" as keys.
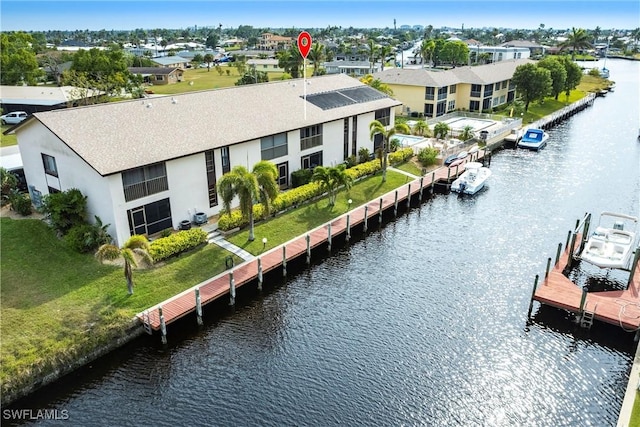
[
  {"x1": 137, "y1": 151, "x2": 487, "y2": 334},
  {"x1": 532, "y1": 233, "x2": 640, "y2": 331}
]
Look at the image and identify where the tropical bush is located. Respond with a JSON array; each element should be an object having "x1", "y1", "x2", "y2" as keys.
[
  {"x1": 291, "y1": 168, "x2": 313, "y2": 188},
  {"x1": 418, "y1": 147, "x2": 440, "y2": 166},
  {"x1": 389, "y1": 148, "x2": 414, "y2": 165},
  {"x1": 64, "y1": 216, "x2": 112, "y2": 253},
  {"x1": 344, "y1": 155, "x2": 358, "y2": 168},
  {"x1": 149, "y1": 228, "x2": 208, "y2": 262},
  {"x1": 358, "y1": 147, "x2": 371, "y2": 163},
  {"x1": 40, "y1": 188, "x2": 87, "y2": 234},
  {"x1": 8, "y1": 191, "x2": 32, "y2": 216},
  {"x1": 0, "y1": 167, "x2": 18, "y2": 205}
]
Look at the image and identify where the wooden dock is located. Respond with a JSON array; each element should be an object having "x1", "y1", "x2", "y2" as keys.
[
  {"x1": 138, "y1": 151, "x2": 488, "y2": 338},
  {"x1": 531, "y1": 230, "x2": 640, "y2": 332}
]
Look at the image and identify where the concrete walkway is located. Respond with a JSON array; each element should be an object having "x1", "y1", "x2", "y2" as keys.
[
  {"x1": 617, "y1": 343, "x2": 640, "y2": 426},
  {"x1": 200, "y1": 223, "x2": 255, "y2": 261}
]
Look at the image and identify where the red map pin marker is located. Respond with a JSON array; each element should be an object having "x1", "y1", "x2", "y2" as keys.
[{"x1": 297, "y1": 31, "x2": 312, "y2": 59}]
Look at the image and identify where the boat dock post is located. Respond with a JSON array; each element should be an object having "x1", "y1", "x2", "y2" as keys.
[
  {"x1": 159, "y1": 307, "x2": 167, "y2": 345},
  {"x1": 257, "y1": 258, "x2": 263, "y2": 290},
  {"x1": 195, "y1": 288, "x2": 203, "y2": 325},
  {"x1": 418, "y1": 177, "x2": 424, "y2": 202},
  {"x1": 229, "y1": 271, "x2": 236, "y2": 305},
  {"x1": 378, "y1": 198, "x2": 383, "y2": 223},
  {"x1": 282, "y1": 247, "x2": 287, "y2": 276},
  {"x1": 327, "y1": 224, "x2": 332, "y2": 252},
  {"x1": 406, "y1": 184, "x2": 411, "y2": 208},
  {"x1": 555, "y1": 243, "x2": 563, "y2": 266},
  {"x1": 527, "y1": 275, "x2": 539, "y2": 318},
  {"x1": 363, "y1": 205, "x2": 368, "y2": 232},
  {"x1": 305, "y1": 234, "x2": 311, "y2": 264},
  {"x1": 394, "y1": 190, "x2": 398, "y2": 216},
  {"x1": 628, "y1": 249, "x2": 640, "y2": 289}
]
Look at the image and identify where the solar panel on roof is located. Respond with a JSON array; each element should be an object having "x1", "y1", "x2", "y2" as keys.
[
  {"x1": 305, "y1": 92, "x2": 356, "y2": 110},
  {"x1": 339, "y1": 86, "x2": 386, "y2": 103},
  {"x1": 304, "y1": 86, "x2": 388, "y2": 111}
]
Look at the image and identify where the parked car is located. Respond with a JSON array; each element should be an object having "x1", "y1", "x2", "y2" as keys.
[{"x1": 1, "y1": 111, "x2": 28, "y2": 125}]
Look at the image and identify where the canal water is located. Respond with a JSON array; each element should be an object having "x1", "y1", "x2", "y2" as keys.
[{"x1": 11, "y1": 59, "x2": 640, "y2": 426}]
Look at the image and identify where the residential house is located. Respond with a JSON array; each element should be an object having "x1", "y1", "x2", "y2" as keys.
[
  {"x1": 499, "y1": 40, "x2": 545, "y2": 57},
  {"x1": 259, "y1": 33, "x2": 294, "y2": 51},
  {"x1": 372, "y1": 58, "x2": 534, "y2": 118},
  {"x1": 0, "y1": 85, "x2": 103, "y2": 114},
  {"x1": 12, "y1": 74, "x2": 400, "y2": 245},
  {"x1": 129, "y1": 67, "x2": 184, "y2": 85},
  {"x1": 323, "y1": 61, "x2": 381, "y2": 77},
  {"x1": 151, "y1": 56, "x2": 191, "y2": 69},
  {"x1": 246, "y1": 59, "x2": 284, "y2": 73}
]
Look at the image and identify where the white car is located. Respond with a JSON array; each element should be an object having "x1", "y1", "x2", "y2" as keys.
[{"x1": 1, "y1": 111, "x2": 28, "y2": 125}]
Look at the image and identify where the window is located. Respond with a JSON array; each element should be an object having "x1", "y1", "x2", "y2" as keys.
[
  {"x1": 373, "y1": 133, "x2": 383, "y2": 151},
  {"x1": 41, "y1": 154, "x2": 58, "y2": 177},
  {"x1": 374, "y1": 108, "x2": 390, "y2": 126},
  {"x1": 425, "y1": 87, "x2": 435, "y2": 101},
  {"x1": 436, "y1": 101, "x2": 446, "y2": 117},
  {"x1": 449, "y1": 85, "x2": 457, "y2": 94},
  {"x1": 300, "y1": 124, "x2": 322, "y2": 151},
  {"x1": 220, "y1": 146, "x2": 230, "y2": 174},
  {"x1": 447, "y1": 100, "x2": 456, "y2": 112},
  {"x1": 301, "y1": 151, "x2": 323, "y2": 170},
  {"x1": 470, "y1": 84, "x2": 481, "y2": 98},
  {"x1": 482, "y1": 98, "x2": 492, "y2": 111},
  {"x1": 484, "y1": 84, "x2": 493, "y2": 97},
  {"x1": 469, "y1": 100, "x2": 480, "y2": 112},
  {"x1": 205, "y1": 150, "x2": 218, "y2": 207},
  {"x1": 437, "y1": 87, "x2": 448, "y2": 100},
  {"x1": 502, "y1": 81, "x2": 508, "y2": 90},
  {"x1": 343, "y1": 118, "x2": 349, "y2": 160},
  {"x1": 492, "y1": 97, "x2": 500, "y2": 107},
  {"x1": 351, "y1": 116, "x2": 358, "y2": 157},
  {"x1": 122, "y1": 162, "x2": 168, "y2": 202},
  {"x1": 424, "y1": 103, "x2": 434, "y2": 118},
  {"x1": 500, "y1": 95, "x2": 506, "y2": 104},
  {"x1": 261, "y1": 133, "x2": 288, "y2": 160},
  {"x1": 276, "y1": 162, "x2": 288, "y2": 189},
  {"x1": 127, "y1": 198, "x2": 172, "y2": 236}
]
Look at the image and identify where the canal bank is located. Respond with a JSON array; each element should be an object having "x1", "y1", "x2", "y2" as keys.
[{"x1": 4, "y1": 59, "x2": 637, "y2": 425}]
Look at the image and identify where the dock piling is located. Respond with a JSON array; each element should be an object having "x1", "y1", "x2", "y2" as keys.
[
  {"x1": 431, "y1": 172, "x2": 435, "y2": 192},
  {"x1": 527, "y1": 275, "x2": 539, "y2": 318},
  {"x1": 257, "y1": 258, "x2": 263, "y2": 291},
  {"x1": 229, "y1": 271, "x2": 236, "y2": 306},
  {"x1": 628, "y1": 249, "x2": 640, "y2": 289},
  {"x1": 363, "y1": 205, "x2": 368, "y2": 232},
  {"x1": 578, "y1": 288, "x2": 587, "y2": 314},
  {"x1": 555, "y1": 243, "x2": 563, "y2": 266},
  {"x1": 327, "y1": 223, "x2": 332, "y2": 252},
  {"x1": 545, "y1": 257, "x2": 552, "y2": 279},
  {"x1": 419, "y1": 177, "x2": 424, "y2": 202},
  {"x1": 346, "y1": 214, "x2": 351, "y2": 241},
  {"x1": 195, "y1": 288, "x2": 203, "y2": 326},
  {"x1": 394, "y1": 190, "x2": 398, "y2": 216},
  {"x1": 306, "y1": 234, "x2": 311, "y2": 264},
  {"x1": 159, "y1": 307, "x2": 167, "y2": 345},
  {"x1": 282, "y1": 246, "x2": 287, "y2": 277},
  {"x1": 379, "y1": 198, "x2": 383, "y2": 223},
  {"x1": 406, "y1": 184, "x2": 411, "y2": 208}
]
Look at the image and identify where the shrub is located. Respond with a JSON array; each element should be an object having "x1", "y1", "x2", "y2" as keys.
[
  {"x1": 160, "y1": 228, "x2": 173, "y2": 238},
  {"x1": 40, "y1": 188, "x2": 87, "y2": 234},
  {"x1": 64, "y1": 216, "x2": 112, "y2": 253},
  {"x1": 149, "y1": 228, "x2": 208, "y2": 262},
  {"x1": 358, "y1": 147, "x2": 371, "y2": 163},
  {"x1": 9, "y1": 191, "x2": 32, "y2": 216},
  {"x1": 344, "y1": 155, "x2": 358, "y2": 168},
  {"x1": 418, "y1": 147, "x2": 440, "y2": 166},
  {"x1": 389, "y1": 148, "x2": 414, "y2": 165},
  {"x1": 291, "y1": 168, "x2": 312, "y2": 188}
]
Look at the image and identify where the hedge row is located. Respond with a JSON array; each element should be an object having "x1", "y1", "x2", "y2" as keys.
[
  {"x1": 217, "y1": 150, "x2": 414, "y2": 232},
  {"x1": 149, "y1": 228, "x2": 208, "y2": 262}
]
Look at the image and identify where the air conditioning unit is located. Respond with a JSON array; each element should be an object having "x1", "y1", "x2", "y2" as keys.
[{"x1": 194, "y1": 212, "x2": 208, "y2": 225}]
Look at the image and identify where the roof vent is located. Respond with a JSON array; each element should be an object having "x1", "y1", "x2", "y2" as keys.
[
  {"x1": 171, "y1": 97, "x2": 178, "y2": 104},
  {"x1": 146, "y1": 103, "x2": 152, "y2": 108}
]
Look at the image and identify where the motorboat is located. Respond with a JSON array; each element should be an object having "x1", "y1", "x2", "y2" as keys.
[
  {"x1": 517, "y1": 128, "x2": 549, "y2": 151},
  {"x1": 580, "y1": 212, "x2": 638, "y2": 270},
  {"x1": 443, "y1": 154, "x2": 458, "y2": 166},
  {"x1": 450, "y1": 162, "x2": 491, "y2": 195}
]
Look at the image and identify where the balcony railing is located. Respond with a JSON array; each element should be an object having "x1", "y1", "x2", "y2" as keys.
[{"x1": 124, "y1": 176, "x2": 168, "y2": 202}]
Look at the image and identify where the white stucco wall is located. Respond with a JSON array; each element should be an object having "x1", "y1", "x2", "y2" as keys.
[{"x1": 17, "y1": 120, "x2": 118, "y2": 242}]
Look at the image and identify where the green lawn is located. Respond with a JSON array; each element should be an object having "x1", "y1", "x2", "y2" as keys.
[
  {"x1": 1, "y1": 125, "x2": 17, "y2": 147},
  {"x1": 630, "y1": 391, "x2": 640, "y2": 427},
  {"x1": 394, "y1": 160, "x2": 425, "y2": 177},
  {"x1": 228, "y1": 170, "x2": 413, "y2": 255},
  {"x1": 0, "y1": 217, "x2": 242, "y2": 398}
]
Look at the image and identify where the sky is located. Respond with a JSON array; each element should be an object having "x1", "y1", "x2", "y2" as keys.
[{"x1": 0, "y1": 1, "x2": 638, "y2": 32}]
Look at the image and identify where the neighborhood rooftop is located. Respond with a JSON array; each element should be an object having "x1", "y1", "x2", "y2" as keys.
[
  {"x1": 373, "y1": 58, "x2": 534, "y2": 87},
  {"x1": 26, "y1": 74, "x2": 400, "y2": 176}
]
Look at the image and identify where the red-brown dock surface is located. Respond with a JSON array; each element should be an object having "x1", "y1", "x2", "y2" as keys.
[
  {"x1": 533, "y1": 234, "x2": 640, "y2": 330},
  {"x1": 138, "y1": 151, "x2": 487, "y2": 332}
]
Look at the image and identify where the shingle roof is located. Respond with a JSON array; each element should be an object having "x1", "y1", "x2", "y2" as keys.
[
  {"x1": 29, "y1": 74, "x2": 401, "y2": 176},
  {"x1": 372, "y1": 59, "x2": 534, "y2": 87},
  {"x1": 128, "y1": 67, "x2": 180, "y2": 75},
  {"x1": 152, "y1": 56, "x2": 190, "y2": 66},
  {"x1": 0, "y1": 85, "x2": 101, "y2": 106}
]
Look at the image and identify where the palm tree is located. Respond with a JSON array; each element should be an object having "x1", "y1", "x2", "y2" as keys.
[
  {"x1": 419, "y1": 39, "x2": 435, "y2": 68},
  {"x1": 95, "y1": 235, "x2": 153, "y2": 295},
  {"x1": 413, "y1": 119, "x2": 429, "y2": 137},
  {"x1": 311, "y1": 164, "x2": 353, "y2": 207},
  {"x1": 459, "y1": 125, "x2": 474, "y2": 141},
  {"x1": 433, "y1": 122, "x2": 451, "y2": 140},
  {"x1": 203, "y1": 53, "x2": 214, "y2": 71},
  {"x1": 369, "y1": 120, "x2": 411, "y2": 182},
  {"x1": 379, "y1": 45, "x2": 392, "y2": 71},
  {"x1": 559, "y1": 27, "x2": 592, "y2": 60},
  {"x1": 367, "y1": 39, "x2": 378, "y2": 73},
  {"x1": 218, "y1": 161, "x2": 279, "y2": 241},
  {"x1": 359, "y1": 74, "x2": 393, "y2": 96},
  {"x1": 277, "y1": 46, "x2": 303, "y2": 78},
  {"x1": 308, "y1": 43, "x2": 325, "y2": 76}
]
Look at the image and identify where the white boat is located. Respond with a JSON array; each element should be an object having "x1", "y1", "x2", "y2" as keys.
[
  {"x1": 580, "y1": 212, "x2": 638, "y2": 270},
  {"x1": 450, "y1": 162, "x2": 491, "y2": 195},
  {"x1": 517, "y1": 128, "x2": 549, "y2": 151}
]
